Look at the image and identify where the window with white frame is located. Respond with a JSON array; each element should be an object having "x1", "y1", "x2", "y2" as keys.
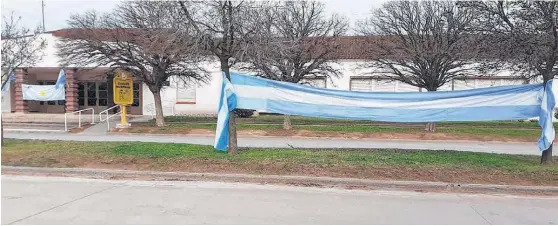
[
  {"x1": 301, "y1": 77, "x2": 327, "y2": 88},
  {"x1": 176, "y1": 80, "x2": 196, "y2": 103}
]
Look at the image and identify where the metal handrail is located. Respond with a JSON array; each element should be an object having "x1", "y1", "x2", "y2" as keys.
[
  {"x1": 64, "y1": 108, "x2": 95, "y2": 132},
  {"x1": 99, "y1": 105, "x2": 122, "y2": 131},
  {"x1": 145, "y1": 102, "x2": 175, "y2": 119}
]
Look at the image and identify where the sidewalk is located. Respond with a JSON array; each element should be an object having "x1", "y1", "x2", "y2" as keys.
[{"x1": 4, "y1": 131, "x2": 540, "y2": 155}]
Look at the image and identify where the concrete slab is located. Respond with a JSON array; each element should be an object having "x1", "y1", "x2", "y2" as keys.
[
  {"x1": 1, "y1": 176, "x2": 123, "y2": 224},
  {"x1": 460, "y1": 194, "x2": 558, "y2": 224}
]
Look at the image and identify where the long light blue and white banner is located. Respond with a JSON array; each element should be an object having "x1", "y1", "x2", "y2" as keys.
[
  {"x1": 22, "y1": 84, "x2": 65, "y2": 101},
  {"x1": 215, "y1": 72, "x2": 555, "y2": 152}
]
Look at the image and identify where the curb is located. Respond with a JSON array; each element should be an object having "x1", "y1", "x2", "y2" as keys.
[{"x1": 3, "y1": 166, "x2": 557, "y2": 196}]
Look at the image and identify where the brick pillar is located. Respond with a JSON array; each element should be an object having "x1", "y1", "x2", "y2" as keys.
[
  {"x1": 14, "y1": 68, "x2": 28, "y2": 113},
  {"x1": 65, "y1": 68, "x2": 79, "y2": 112}
]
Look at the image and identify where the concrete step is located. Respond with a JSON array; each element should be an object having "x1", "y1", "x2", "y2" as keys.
[
  {"x1": 2, "y1": 121, "x2": 101, "y2": 132},
  {"x1": 3, "y1": 122, "x2": 77, "y2": 132},
  {"x1": 3, "y1": 115, "x2": 126, "y2": 133},
  {"x1": 3, "y1": 122, "x2": 79, "y2": 127},
  {"x1": 3, "y1": 128, "x2": 69, "y2": 133}
]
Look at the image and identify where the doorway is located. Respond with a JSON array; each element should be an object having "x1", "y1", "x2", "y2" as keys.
[{"x1": 78, "y1": 81, "x2": 142, "y2": 115}]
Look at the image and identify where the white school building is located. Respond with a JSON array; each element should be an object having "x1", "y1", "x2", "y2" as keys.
[{"x1": 1, "y1": 29, "x2": 543, "y2": 118}]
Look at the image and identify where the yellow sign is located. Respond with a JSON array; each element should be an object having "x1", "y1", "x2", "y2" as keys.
[{"x1": 113, "y1": 71, "x2": 134, "y2": 105}]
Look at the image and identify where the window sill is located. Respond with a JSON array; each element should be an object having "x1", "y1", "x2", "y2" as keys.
[{"x1": 176, "y1": 101, "x2": 196, "y2": 104}]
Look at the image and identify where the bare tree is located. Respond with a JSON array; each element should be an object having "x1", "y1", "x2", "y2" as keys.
[
  {"x1": 1, "y1": 13, "x2": 46, "y2": 145},
  {"x1": 462, "y1": 1, "x2": 558, "y2": 164},
  {"x1": 2, "y1": 13, "x2": 46, "y2": 88},
  {"x1": 179, "y1": 0, "x2": 262, "y2": 153},
  {"x1": 242, "y1": 1, "x2": 348, "y2": 129},
  {"x1": 57, "y1": 1, "x2": 208, "y2": 127},
  {"x1": 357, "y1": 0, "x2": 484, "y2": 132}
]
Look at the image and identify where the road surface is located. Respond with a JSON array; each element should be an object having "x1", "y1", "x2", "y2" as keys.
[
  {"x1": 2, "y1": 175, "x2": 557, "y2": 224},
  {"x1": 4, "y1": 131, "x2": 540, "y2": 155}
]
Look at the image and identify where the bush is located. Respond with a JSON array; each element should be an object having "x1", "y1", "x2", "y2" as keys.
[
  {"x1": 233, "y1": 109, "x2": 255, "y2": 118},
  {"x1": 555, "y1": 111, "x2": 558, "y2": 119}
]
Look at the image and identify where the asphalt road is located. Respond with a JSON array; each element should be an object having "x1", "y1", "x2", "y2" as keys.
[
  {"x1": 5, "y1": 131, "x2": 540, "y2": 155},
  {"x1": 2, "y1": 175, "x2": 557, "y2": 224}
]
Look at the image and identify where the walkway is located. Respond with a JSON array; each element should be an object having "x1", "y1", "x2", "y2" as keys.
[
  {"x1": 3, "y1": 175, "x2": 557, "y2": 224},
  {"x1": 4, "y1": 131, "x2": 540, "y2": 155}
]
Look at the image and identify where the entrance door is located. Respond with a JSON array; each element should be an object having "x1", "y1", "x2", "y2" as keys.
[
  {"x1": 78, "y1": 81, "x2": 108, "y2": 114},
  {"x1": 78, "y1": 81, "x2": 142, "y2": 115}
]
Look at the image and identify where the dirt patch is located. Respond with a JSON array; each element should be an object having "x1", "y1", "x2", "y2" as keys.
[
  {"x1": 3, "y1": 153, "x2": 556, "y2": 187},
  {"x1": 243, "y1": 129, "x2": 537, "y2": 142},
  {"x1": 69, "y1": 123, "x2": 94, "y2": 133}
]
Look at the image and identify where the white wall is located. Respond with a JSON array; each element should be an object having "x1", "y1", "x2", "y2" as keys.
[
  {"x1": 1, "y1": 90, "x2": 11, "y2": 112},
  {"x1": 141, "y1": 61, "x2": 363, "y2": 116},
  {"x1": 328, "y1": 60, "x2": 354, "y2": 90},
  {"x1": 142, "y1": 62, "x2": 223, "y2": 116},
  {"x1": 141, "y1": 60, "x2": 558, "y2": 117}
]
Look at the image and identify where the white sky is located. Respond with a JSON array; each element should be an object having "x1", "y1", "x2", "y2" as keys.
[{"x1": 1, "y1": 0, "x2": 387, "y2": 34}]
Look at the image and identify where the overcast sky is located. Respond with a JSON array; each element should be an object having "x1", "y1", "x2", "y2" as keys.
[{"x1": 1, "y1": 0, "x2": 387, "y2": 34}]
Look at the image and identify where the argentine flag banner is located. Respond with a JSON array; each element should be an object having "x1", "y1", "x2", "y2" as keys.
[
  {"x1": 1, "y1": 72, "x2": 16, "y2": 91},
  {"x1": 215, "y1": 72, "x2": 556, "y2": 152},
  {"x1": 22, "y1": 84, "x2": 65, "y2": 101}
]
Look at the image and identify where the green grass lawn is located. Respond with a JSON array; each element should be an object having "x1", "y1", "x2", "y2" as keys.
[{"x1": 2, "y1": 139, "x2": 557, "y2": 186}]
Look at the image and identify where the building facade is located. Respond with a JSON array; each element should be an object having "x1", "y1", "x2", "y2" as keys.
[{"x1": 0, "y1": 30, "x2": 537, "y2": 117}]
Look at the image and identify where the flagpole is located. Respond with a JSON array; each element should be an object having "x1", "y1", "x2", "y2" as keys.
[{"x1": 41, "y1": 0, "x2": 45, "y2": 32}]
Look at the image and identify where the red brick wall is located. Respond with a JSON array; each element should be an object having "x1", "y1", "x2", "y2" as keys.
[
  {"x1": 14, "y1": 68, "x2": 28, "y2": 113},
  {"x1": 65, "y1": 69, "x2": 79, "y2": 112}
]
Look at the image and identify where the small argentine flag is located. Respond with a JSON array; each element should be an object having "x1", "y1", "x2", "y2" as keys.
[
  {"x1": 1, "y1": 72, "x2": 16, "y2": 92},
  {"x1": 55, "y1": 69, "x2": 66, "y2": 89}
]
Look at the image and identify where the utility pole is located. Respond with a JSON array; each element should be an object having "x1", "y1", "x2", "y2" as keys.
[{"x1": 41, "y1": 0, "x2": 45, "y2": 32}]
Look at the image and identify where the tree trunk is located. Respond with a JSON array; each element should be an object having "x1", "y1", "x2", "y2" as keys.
[
  {"x1": 541, "y1": 144, "x2": 553, "y2": 164},
  {"x1": 424, "y1": 88, "x2": 437, "y2": 132},
  {"x1": 283, "y1": 114, "x2": 293, "y2": 130},
  {"x1": 424, "y1": 122, "x2": 436, "y2": 132},
  {"x1": 228, "y1": 113, "x2": 238, "y2": 153},
  {"x1": 1, "y1": 115, "x2": 3, "y2": 146},
  {"x1": 541, "y1": 78, "x2": 553, "y2": 164},
  {"x1": 1, "y1": 80, "x2": 4, "y2": 146},
  {"x1": 221, "y1": 58, "x2": 237, "y2": 154},
  {"x1": 152, "y1": 90, "x2": 165, "y2": 127}
]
